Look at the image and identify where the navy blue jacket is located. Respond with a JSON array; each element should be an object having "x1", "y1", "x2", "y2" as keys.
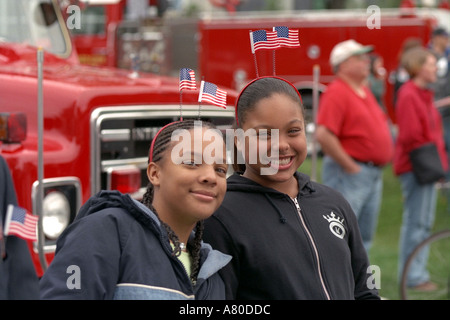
[
  {"x1": 40, "y1": 190, "x2": 231, "y2": 299},
  {"x1": 0, "y1": 155, "x2": 39, "y2": 299},
  {"x1": 203, "y1": 172, "x2": 380, "y2": 300}
]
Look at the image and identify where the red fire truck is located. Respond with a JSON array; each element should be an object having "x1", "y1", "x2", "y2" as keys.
[
  {"x1": 198, "y1": 6, "x2": 450, "y2": 124},
  {"x1": 0, "y1": 0, "x2": 236, "y2": 276},
  {"x1": 70, "y1": 1, "x2": 449, "y2": 124}
]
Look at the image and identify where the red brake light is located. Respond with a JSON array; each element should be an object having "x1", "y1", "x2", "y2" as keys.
[
  {"x1": 0, "y1": 113, "x2": 27, "y2": 143},
  {"x1": 108, "y1": 166, "x2": 141, "y2": 194}
]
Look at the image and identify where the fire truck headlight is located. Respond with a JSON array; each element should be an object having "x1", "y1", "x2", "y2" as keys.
[{"x1": 42, "y1": 191, "x2": 70, "y2": 239}]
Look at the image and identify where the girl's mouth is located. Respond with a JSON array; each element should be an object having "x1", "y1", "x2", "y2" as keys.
[
  {"x1": 270, "y1": 156, "x2": 294, "y2": 170},
  {"x1": 191, "y1": 190, "x2": 217, "y2": 202}
]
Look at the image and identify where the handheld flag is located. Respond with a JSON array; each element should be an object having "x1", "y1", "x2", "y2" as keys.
[
  {"x1": 250, "y1": 30, "x2": 280, "y2": 53},
  {"x1": 198, "y1": 81, "x2": 227, "y2": 109},
  {"x1": 179, "y1": 68, "x2": 197, "y2": 91},
  {"x1": 3, "y1": 205, "x2": 38, "y2": 241},
  {"x1": 273, "y1": 26, "x2": 300, "y2": 48}
]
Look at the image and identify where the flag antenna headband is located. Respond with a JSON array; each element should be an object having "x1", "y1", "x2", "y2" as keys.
[
  {"x1": 149, "y1": 68, "x2": 229, "y2": 162},
  {"x1": 179, "y1": 67, "x2": 197, "y2": 121},
  {"x1": 249, "y1": 26, "x2": 300, "y2": 78}
]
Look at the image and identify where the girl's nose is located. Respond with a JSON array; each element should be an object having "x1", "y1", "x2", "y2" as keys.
[
  {"x1": 273, "y1": 134, "x2": 289, "y2": 153},
  {"x1": 199, "y1": 165, "x2": 217, "y2": 184}
]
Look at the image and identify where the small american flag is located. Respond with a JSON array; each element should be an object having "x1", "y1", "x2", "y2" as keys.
[
  {"x1": 273, "y1": 26, "x2": 300, "y2": 48},
  {"x1": 179, "y1": 68, "x2": 196, "y2": 91},
  {"x1": 250, "y1": 29, "x2": 280, "y2": 53},
  {"x1": 4, "y1": 205, "x2": 38, "y2": 241},
  {"x1": 198, "y1": 81, "x2": 227, "y2": 109}
]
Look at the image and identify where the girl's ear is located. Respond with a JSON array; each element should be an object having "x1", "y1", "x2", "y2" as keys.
[{"x1": 147, "y1": 162, "x2": 161, "y2": 187}]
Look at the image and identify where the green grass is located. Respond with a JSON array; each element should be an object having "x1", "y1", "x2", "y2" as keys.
[{"x1": 299, "y1": 156, "x2": 450, "y2": 300}]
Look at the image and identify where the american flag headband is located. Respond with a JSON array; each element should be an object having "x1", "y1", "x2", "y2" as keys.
[
  {"x1": 235, "y1": 76, "x2": 303, "y2": 126},
  {"x1": 150, "y1": 67, "x2": 229, "y2": 163}
]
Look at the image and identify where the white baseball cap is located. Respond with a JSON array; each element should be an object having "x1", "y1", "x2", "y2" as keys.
[{"x1": 329, "y1": 39, "x2": 373, "y2": 68}]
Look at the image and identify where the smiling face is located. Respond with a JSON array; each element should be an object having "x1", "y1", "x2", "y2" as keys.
[
  {"x1": 148, "y1": 126, "x2": 228, "y2": 228},
  {"x1": 239, "y1": 92, "x2": 307, "y2": 189}
]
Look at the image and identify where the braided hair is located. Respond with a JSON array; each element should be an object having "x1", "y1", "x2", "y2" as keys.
[{"x1": 141, "y1": 119, "x2": 218, "y2": 285}]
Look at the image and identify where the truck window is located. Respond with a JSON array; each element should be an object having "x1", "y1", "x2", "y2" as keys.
[
  {"x1": 0, "y1": 0, "x2": 69, "y2": 56},
  {"x1": 70, "y1": 6, "x2": 106, "y2": 36}
]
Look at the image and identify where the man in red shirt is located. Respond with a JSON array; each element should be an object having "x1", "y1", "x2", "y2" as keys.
[{"x1": 316, "y1": 39, "x2": 394, "y2": 253}]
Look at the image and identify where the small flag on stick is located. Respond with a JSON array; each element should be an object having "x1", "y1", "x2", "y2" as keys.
[
  {"x1": 273, "y1": 26, "x2": 300, "y2": 48},
  {"x1": 249, "y1": 30, "x2": 280, "y2": 53},
  {"x1": 179, "y1": 68, "x2": 197, "y2": 91},
  {"x1": 3, "y1": 205, "x2": 38, "y2": 241},
  {"x1": 179, "y1": 67, "x2": 197, "y2": 120},
  {"x1": 198, "y1": 81, "x2": 227, "y2": 109}
]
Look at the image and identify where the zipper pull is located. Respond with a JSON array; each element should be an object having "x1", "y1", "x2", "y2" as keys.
[{"x1": 292, "y1": 197, "x2": 301, "y2": 212}]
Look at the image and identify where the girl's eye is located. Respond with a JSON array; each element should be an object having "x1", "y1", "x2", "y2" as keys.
[
  {"x1": 257, "y1": 129, "x2": 271, "y2": 139},
  {"x1": 215, "y1": 166, "x2": 228, "y2": 176},
  {"x1": 182, "y1": 160, "x2": 197, "y2": 167},
  {"x1": 288, "y1": 128, "x2": 302, "y2": 135}
]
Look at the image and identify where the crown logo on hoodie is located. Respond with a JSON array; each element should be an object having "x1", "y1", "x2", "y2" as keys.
[{"x1": 323, "y1": 212, "x2": 346, "y2": 239}]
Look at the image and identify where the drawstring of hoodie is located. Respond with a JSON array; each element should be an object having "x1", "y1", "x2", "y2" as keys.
[{"x1": 264, "y1": 194, "x2": 287, "y2": 224}]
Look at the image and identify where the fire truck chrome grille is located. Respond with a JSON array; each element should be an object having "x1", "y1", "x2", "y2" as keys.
[{"x1": 90, "y1": 105, "x2": 235, "y2": 197}]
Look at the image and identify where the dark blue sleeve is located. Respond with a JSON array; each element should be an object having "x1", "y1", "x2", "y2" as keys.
[
  {"x1": 0, "y1": 155, "x2": 40, "y2": 299},
  {"x1": 39, "y1": 210, "x2": 123, "y2": 299}
]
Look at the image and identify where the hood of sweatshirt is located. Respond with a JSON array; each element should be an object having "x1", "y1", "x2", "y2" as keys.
[{"x1": 75, "y1": 190, "x2": 162, "y2": 232}]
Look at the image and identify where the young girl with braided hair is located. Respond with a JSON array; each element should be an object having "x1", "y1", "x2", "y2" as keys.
[
  {"x1": 141, "y1": 119, "x2": 228, "y2": 284},
  {"x1": 40, "y1": 119, "x2": 231, "y2": 299},
  {"x1": 203, "y1": 76, "x2": 380, "y2": 300}
]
